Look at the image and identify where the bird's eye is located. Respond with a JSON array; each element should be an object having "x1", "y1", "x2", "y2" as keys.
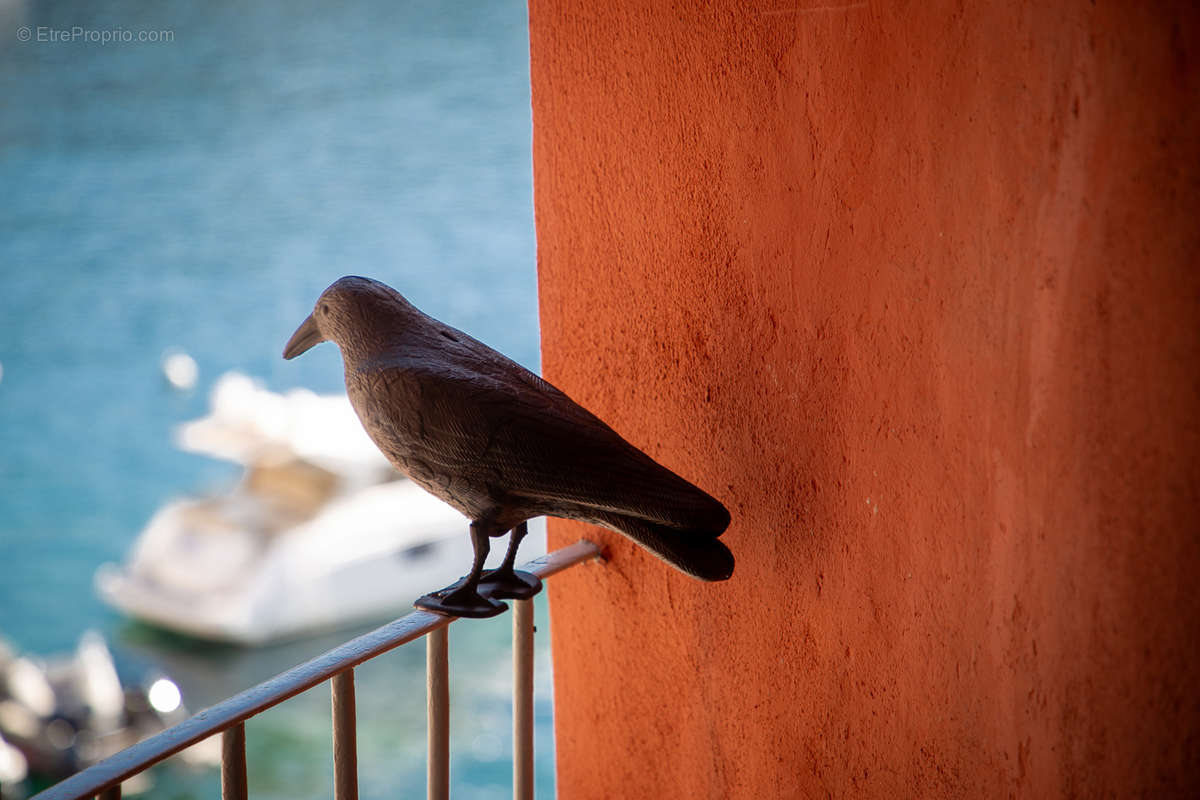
[{"x1": 320, "y1": 303, "x2": 330, "y2": 315}]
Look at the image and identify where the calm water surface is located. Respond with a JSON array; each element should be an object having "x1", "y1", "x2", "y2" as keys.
[{"x1": 0, "y1": 0, "x2": 548, "y2": 796}]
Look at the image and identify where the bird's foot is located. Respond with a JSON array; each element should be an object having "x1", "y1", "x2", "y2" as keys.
[
  {"x1": 478, "y1": 568, "x2": 543, "y2": 600},
  {"x1": 415, "y1": 579, "x2": 507, "y2": 619}
]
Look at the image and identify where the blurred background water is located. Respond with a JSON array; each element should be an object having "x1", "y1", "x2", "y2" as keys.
[{"x1": 0, "y1": 0, "x2": 547, "y2": 796}]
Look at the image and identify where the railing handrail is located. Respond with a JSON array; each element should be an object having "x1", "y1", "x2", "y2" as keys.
[{"x1": 33, "y1": 539, "x2": 602, "y2": 800}]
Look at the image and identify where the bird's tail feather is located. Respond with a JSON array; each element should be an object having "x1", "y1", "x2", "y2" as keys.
[{"x1": 589, "y1": 510, "x2": 735, "y2": 582}]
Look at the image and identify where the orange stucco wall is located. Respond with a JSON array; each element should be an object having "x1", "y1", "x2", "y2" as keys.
[{"x1": 530, "y1": 2, "x2": 1198, "y2": 797}]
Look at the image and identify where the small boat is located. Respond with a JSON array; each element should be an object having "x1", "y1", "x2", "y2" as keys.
[
  {"x1": 0, "y1": 631, "x2": 207, "y2": 796},
  {"x1": 95, "y1": 373, "x2": 524, "y2": 646}
]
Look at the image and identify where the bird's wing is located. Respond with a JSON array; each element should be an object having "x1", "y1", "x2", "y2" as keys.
[{"x1": 355, "y1": 358, "x2": 727, "y2": 533}]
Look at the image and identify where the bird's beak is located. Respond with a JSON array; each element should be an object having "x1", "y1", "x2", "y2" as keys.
[{"x1": 283, "y1": 314, "x2": 324, "y2": 359}]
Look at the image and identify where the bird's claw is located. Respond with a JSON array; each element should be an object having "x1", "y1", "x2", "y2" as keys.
[{"x1": 415, "y1": 580, "x2": 508, "y2": 618}]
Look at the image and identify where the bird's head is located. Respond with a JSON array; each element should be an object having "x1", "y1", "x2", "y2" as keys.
[{"x1": 283, "y1": 275, "x2": 411, "y2": 359}]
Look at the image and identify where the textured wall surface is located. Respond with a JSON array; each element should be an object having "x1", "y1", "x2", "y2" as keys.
[{"x1": 529, "y1": 2, "x2": 1198, "y2": 797}]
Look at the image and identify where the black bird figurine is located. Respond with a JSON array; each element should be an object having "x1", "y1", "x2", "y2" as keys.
[{"x1": 283, "y1": 276, "x2": 733, "y2": 617}]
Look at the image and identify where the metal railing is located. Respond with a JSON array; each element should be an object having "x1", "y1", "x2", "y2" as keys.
[{"x1": 32, "y1": 539, "x2": 602, "y2": 800}]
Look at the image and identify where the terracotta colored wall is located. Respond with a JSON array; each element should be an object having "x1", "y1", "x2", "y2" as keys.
[{"x1": 529, "y1": 2, "x2": 1198, "y2": 797}]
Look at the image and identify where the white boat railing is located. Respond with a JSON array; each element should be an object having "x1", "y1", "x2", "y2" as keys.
[{"x1": 31, "y1": 539, "x2": 603, "y2": 800}]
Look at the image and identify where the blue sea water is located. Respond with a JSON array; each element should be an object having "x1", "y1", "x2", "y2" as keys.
[{"x1": 0, "y1": 0, "x2": 549, "y2": 796}]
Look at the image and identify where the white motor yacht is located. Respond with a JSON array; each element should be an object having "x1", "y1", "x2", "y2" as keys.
[{"x1": 95, "y1": 373, "x2": 536, "y2": 645}]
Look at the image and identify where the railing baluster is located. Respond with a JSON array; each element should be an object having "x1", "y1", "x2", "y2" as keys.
[
  {"x1": 96, "y1": 786, "x2": 120, "y2": 800},
  {"x1": 513, "y1": 598, "x2": 535, "y2": 800},
  {"x1": 332, "y1": 668, "x2": 359, "y2": 800},
  {"x1": 427, "y1": 625, "x2": 449, "y2": 800},
  {"x1": 221, "y1": 722, "x2": 248, "y2": 800}
]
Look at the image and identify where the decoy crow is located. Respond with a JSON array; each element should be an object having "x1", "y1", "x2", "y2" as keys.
[{"x1": 284, "y1": 276, "x2": 733, "y2": 617}]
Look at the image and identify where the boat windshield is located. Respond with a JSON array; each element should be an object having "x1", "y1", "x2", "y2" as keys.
[{"x1": 243, "y1": 457, "x2": 341, "y2": 524}]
